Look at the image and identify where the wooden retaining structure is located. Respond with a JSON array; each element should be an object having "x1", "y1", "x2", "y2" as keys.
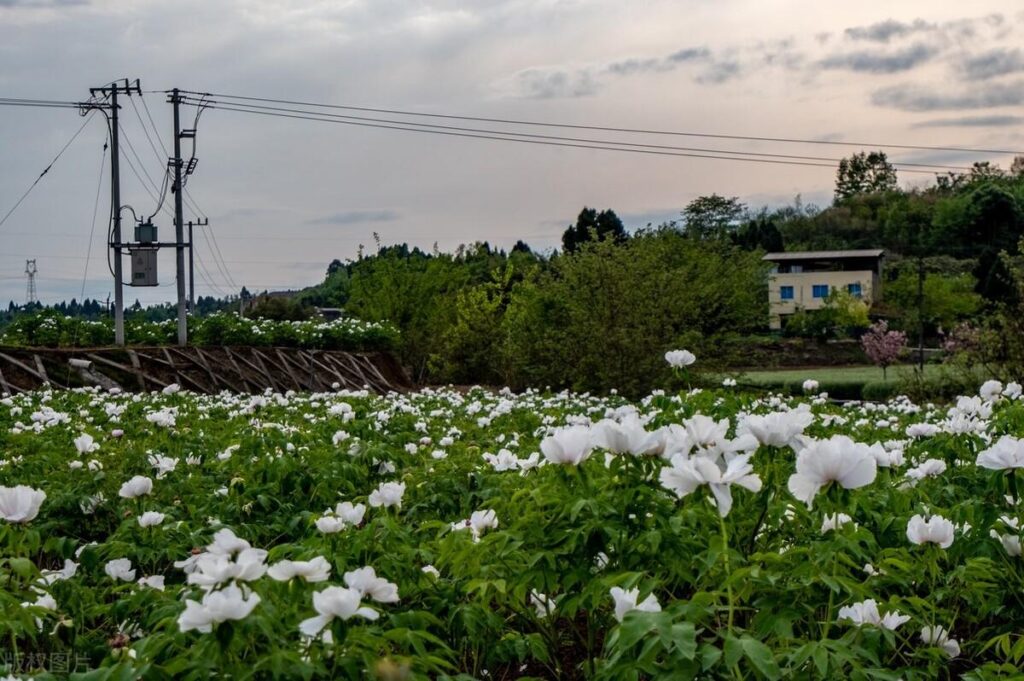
[{"x1": 0, "y1": 346, "x2": 411, "y2": 395}]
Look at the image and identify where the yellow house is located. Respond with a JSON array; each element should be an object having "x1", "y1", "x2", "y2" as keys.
[{"x1": 764, "y1": 249, "x2": 884, "y2": 330}]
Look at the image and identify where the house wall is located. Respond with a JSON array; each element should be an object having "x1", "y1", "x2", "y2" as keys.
[{"x1": 768, "y1": 269, "x2": 879, "y2": 330}]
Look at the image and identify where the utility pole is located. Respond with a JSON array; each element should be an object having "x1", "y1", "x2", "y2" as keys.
[
  {"x1": 169, "y1": 88, "x2": 188, "y2": 346},
  {"x1": 186, "y1": 218, "x2": 208, "y2": 312},
  {"x1": 84, "y1": 79, "x2": 140, "y2": 346}
]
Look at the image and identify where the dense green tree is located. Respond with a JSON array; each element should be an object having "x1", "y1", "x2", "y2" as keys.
[
  {"x1": 502, "y1": 229, "x2": 767, "y2": 394},
  {"x1": 734, "y1": 213, "x2": 784, "y2": 251},
  {"x1": 561, "y1": 207, "x2": 626, "y2": 253},
  {"x1": 834, "y1": 151, "x2": 898, "y2": 202},
  {"x1": 682, "y1": 194, "x2": 746, "y2": 240},
  {"x1": 934, "y1": 183, "x2": 1024, "y2": 301}
]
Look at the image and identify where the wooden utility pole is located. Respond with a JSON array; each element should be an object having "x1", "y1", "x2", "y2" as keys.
[
  {"x1": 84, "y1": 79, "x2": 141, "y2": 346},
  {"x1": 169, "y1": 88, "x2": 188, "y2": 346}
]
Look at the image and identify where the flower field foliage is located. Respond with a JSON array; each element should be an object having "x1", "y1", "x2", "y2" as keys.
[
  {"x1": 0, "y1": 311, "x2": 398, "y2": 352},
  {"x1": 1, "y1": 379, "x2": 1024, "y2": 679}
]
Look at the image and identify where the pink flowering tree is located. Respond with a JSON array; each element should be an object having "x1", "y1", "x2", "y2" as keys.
[{"x1": 861, "y1": 320, "x2": 907, "y2": 379}]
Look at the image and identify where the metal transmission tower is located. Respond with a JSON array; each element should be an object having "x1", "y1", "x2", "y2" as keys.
[
  {"x1": 24, "y1": 260, "x2": 37, "y2": 305},
  {"x1": 81, "y1": 79, "x2": 141, "y2": 346}
]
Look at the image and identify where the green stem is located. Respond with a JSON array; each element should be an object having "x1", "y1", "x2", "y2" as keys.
[
  {"x1": 821, "y1": 555, "x2": 839, "y2": 641},
  {"x1": 719, "y1": 512, "x2": 735, "y2": 635}
]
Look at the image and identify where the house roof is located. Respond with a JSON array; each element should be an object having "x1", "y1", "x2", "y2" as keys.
[{"x1": 762, "y1": 249, "x2": 884, "y2": 262}]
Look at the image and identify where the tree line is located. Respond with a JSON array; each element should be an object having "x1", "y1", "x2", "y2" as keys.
[{"x1": 5, "y1": 150, "x2": 1024, "y2": 392}]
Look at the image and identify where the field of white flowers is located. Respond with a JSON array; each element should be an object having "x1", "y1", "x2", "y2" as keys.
[{"x1": 1, "y1": 372, "x2": 1023, "y2": 679}]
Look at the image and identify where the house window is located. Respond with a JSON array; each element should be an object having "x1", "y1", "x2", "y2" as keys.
[
  {"x1": 847, "y1": 282, "x2": 862, "y2": 297},
  {"x1": 780, "y1": 286, "x2": 794, "y2": 300},
  {"x1": 812, "y1": 284, "x2": 829, "y2": 298}
]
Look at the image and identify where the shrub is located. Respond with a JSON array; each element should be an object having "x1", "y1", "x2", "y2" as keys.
[{"x1": 861, "y1": 380, "x2": 896, "y2": 402}]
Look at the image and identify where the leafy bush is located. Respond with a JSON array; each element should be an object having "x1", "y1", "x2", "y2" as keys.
[
  {"x1": 0, "y1": 311, "x2": 399, "y2": 352},
  {"x1": 861, "y1": 380, "x2": 897, "y2": 402}
]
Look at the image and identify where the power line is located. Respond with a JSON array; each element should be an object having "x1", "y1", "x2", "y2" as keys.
[
  {"x1": 177, "y1": 88, "x2": 1024, "y2": 157},
  {"x1": 81, "y1": 133, "x2": 109, "y2": 299},
  {"x1": 0, "y1": 98, "x2": 82, "y2": 110},
  {"x1": 181, "y1": 99, "x2": 966, "y2": 174},
  {"x1": 194, "y1": 247, "x2": 230, "y2": 298},
  {"x1": 197, "y1": 222, "x2": 238, "y2": 290},
  {"x1": 146, "y1": 92, "x2": 235, "y2": 291},
  {"x1": 128, "y1": 95, "x2": 177, "y2": 221},
  {"x1": 179, "y1": 95, "x2": 971, "y2": 172},
  {"x1": 186, "y1": 102, "x2": 853, "y2": 171},
  {"x1": 128, "y1": 94, "x2": 167, "y2": 167},
  {"x1": 118, "y1": 121, "x2": 169, "y2": 207},
  {"x1": 0, "y1": 110, "x2": 98, "y2": 230}
]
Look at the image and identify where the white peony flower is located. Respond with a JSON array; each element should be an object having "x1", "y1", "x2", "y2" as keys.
[
  {"x1": 977, "y1": 436, "x2": 1024, "y2": 470},
  {"x1": 530, "y1": 590, "x2": 557, "y2": 618},
  {"x1": 659, "y1": 453, "x2": 762, "y2": 517},
  {"x1": 73, "y1": 433, "x2": 99, "y2": 454},
  {"x1": 787, "y1": 436, "x2": 877, "y2": 507},
  {"x1": 0, "y1": 485, "x2": 46, "y2": 523},
  {"x1": 483, "y1": 449, "x2": 520, "y2": 471},
  {"x1": 368, "y1": 481, "x2": 406, "y2": 509},
  {"x1": 738, "y1": 409, "x2": 814, "y2": 449},
  {"x1": 178, "y1": 584, "x2": 261, "y2": 633},
  {"x1": 137, "y1": 575, "x2": 165, "y2": 591},
  {"x1": 838, "y1": 598, "x2": 909, "y2": 630},
  {"x1": 905, "y1": 459, "x2": 947, "y2": 482},
  {"x1": 920, "y1": 625, "x2": 960, "y2": 657},
  {"x1": 592, "y1": 417, "x2": 661, "y2": 456},
  {"x1": 148, "y1": 454, "x2": 178, "y2": 479},
  {"x1": 105, "y1": 558, "x2": 136, "y2": 582},
  {"x1": 267, "y1": 556, "x2": 332, "y2": 583},
  {"x1": 39, "y1": 559, "x2": 78, "y2": 586},
  {"x1": 540, "y1": 425, "x2": 594, "y2": 465},
  {"x1": 980, "y1": 380, "x2": 1003, "y2": 401},
  {"x1": 665, "y1": 350, "x2": 696, "y2": 368},
  {"x1": 452, "y1": 509, "x2": 499, "y2": 541},
  {"x1": 137, "y1": 511, "x2": 166, "y2": 528},
  {"x1": 906, "y1": 423, "x2": 940, "y2": 438},
  {"x1": 820, "y1": 512, "x2": 855, "y2": 534},
  {"x1": 343, "y1": 566, "x2": 400, "y2": 603},
  {"x1": 609, "y1": 586, "x2": 661, "y2": 622},
  {"x1": 206, "y1": 528, "x2": 251, "y2": 555},
  {"x1": 906, "y1": 514, "x2": 955, "y2": 549},
  {"x1": 299, "y1": 586, "x2": 377, "y2": 637},
  {"x1": 315, "y1": 516, "x2": 345, "y2": 534},
  {"x1": 187, "y1": 548, "x2": 268, "y2": 589},
  {"x1": 118, "y1": 476, "x2": 153, "y2": 499}
]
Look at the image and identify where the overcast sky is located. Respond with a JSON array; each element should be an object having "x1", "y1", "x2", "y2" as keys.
[{"x1": 2, "y1": 0, "x2": 1024, "y2": 306}]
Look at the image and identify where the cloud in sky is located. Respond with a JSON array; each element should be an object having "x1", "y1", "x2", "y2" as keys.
[
  {"x1": 495, "y1": 66, "x2": 600, "y2": 99},
  {"x1": 872, "y1": 80, "x2": 1024, "y2": 111},
  {"x1": 306, "y1": 210, "x2": 401, "y2": 226},
  {"x1": 913, "y1": 114, "x2": 1024, "y2": 128},
  {"x1": 0, "y1": 0, "x2": 86, "y2": 6},
  {"x1": 959, "y1": 48, "x2": 1024, "y2": 80},
  {"x1": 843, "y1": 18, "x2": 936, "y2": 43},
  {"x1": 818, "y1": 42, "x2": 939, "y2": 74}
]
